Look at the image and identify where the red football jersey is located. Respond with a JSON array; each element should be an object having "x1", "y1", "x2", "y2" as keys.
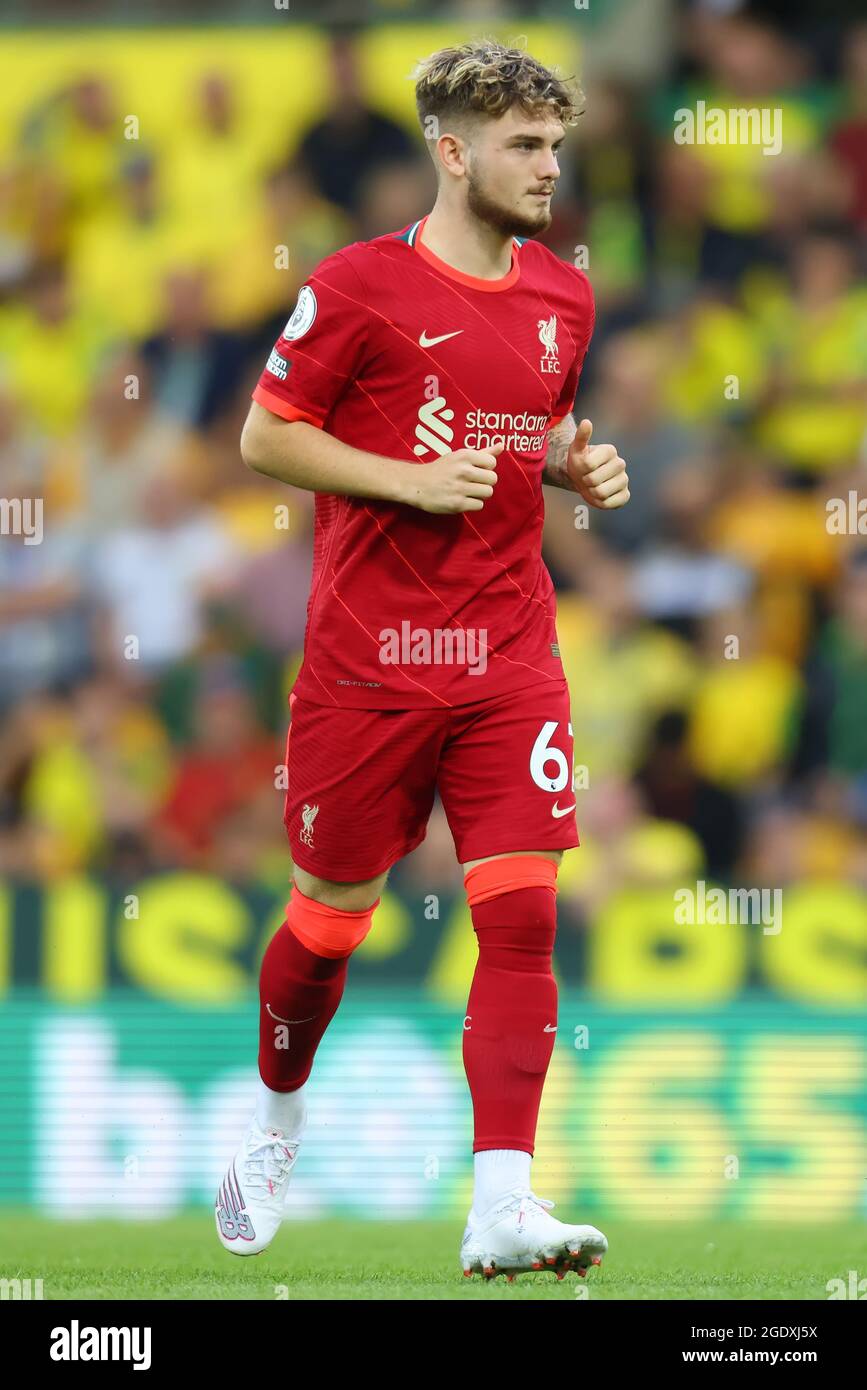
[{"x1": 252, "y1": 214, "x2": 595, "y2": 708}]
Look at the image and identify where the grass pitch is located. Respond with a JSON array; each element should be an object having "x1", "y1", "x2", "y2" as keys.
[{"x1": 3, "y1": 1214, "x2": 863, "y2": 1300}]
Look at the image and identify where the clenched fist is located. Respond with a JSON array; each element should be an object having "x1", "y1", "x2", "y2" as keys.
[
  {"x1": 566, "y1": 419, "x2": 630, "y2": 510},
  {"x1": 404, "y1": 442, "x2": 504, "y2": 514}
]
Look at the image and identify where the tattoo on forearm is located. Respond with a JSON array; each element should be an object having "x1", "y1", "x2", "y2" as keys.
[{"x1": 542, "y1": 415, "x2": 578, "y2": 490}]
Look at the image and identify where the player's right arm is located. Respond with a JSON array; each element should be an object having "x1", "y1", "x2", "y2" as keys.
[
  {"x1": 241, "y1": 250, "x2": 500, "y2": 515},
  {"x1": 241, "y1": 403, "x2": 501, "y2": 515}
]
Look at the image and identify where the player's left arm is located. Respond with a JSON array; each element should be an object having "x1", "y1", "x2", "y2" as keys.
[{"x1": 542, "y1": 415, "x2": 630, "y2": 509}]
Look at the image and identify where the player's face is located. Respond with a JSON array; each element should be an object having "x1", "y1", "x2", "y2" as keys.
[{"x1": 465, "y1": 108, "x2": 564, "y2": 239}]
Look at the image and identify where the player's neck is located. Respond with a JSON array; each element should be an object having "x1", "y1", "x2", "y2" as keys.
[{"x1": 420, "y1": 202, "x2": 514, "y2": 281}]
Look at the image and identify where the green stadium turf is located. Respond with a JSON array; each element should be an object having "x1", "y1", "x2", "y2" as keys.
[{"x1": 3, "y1": 1215, "x2": 864, "y2": 1300}]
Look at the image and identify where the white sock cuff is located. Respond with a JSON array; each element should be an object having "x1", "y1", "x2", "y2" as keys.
[
  {"x1": 256, "y1": 1078, "x2": 308, "y2": 1139},
  {"x1": 473, "y1": 1148, "x2": 531, "y2": 1213}
]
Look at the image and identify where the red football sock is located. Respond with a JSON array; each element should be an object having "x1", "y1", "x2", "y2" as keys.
[
  {"x1": 462, "y1": 875, "x2": 558, "y2": 1155},
  {"x1": 258, "y1": 889, "x2": 377, "y2": 1092},
  {"x1": 258, "y1": 920, "x2": 346, "y2": 1092}
]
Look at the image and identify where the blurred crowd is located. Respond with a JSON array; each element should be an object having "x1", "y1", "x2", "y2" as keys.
[{"x1": 0, "y1": 8, "x2": 865, "y2": 902}]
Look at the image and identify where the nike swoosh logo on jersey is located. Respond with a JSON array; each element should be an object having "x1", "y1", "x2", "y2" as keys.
[
  {"x1": 418, "y1": 329, "x2": 463, "y2": 347},
  {"x1": 552, "y1": 802, "x2": 576, "y2": 818},
  {"x1": 543, "y1": 1023, "x2": 558, "y2": 1032}
]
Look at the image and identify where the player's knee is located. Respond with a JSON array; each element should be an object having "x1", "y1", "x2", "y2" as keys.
[
  {"x1": 287, "y1": 870, "x2": 385, "y2": 959},
  {"x1": 293, "y1": 866, "x2": 386, "y2": 913},
  {"x1": 464, "y1": 854, "x2": 558, "y2": 911},
  {"x1": 463, "y1": 855, "x2": 559, "y2": 963}
]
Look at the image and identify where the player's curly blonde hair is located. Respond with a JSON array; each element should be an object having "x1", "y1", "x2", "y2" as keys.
[{"x1": 412, "y1": 39, "x2": 583, "y2": 137}]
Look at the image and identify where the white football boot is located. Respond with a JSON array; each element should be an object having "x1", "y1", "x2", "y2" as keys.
[
  {"x1": 461, "y1": 1189, "x2": 608, "y2": 1283},
  {"x1": 215, "y1": 1116, "x2": 301, "y2": 1256}
]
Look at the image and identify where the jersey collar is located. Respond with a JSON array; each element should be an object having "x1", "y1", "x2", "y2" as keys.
[{"x1": 403, "y1": 215, "x2": 521, "y2": 292}]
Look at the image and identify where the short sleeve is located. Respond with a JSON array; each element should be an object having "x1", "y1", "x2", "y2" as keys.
[
  {"x1": 251, "y1": 250, "x2": 369, "y2": 429},
  {"x1": 550, "y1": 271, "x2": 595, "y2": 428}
]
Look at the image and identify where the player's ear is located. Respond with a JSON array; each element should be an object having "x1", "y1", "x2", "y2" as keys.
[{"x1": 436, "y1": 132, "x2": 465, "y2": 176}]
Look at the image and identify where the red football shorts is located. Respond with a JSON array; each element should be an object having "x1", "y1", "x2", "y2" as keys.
[{"x1": 283, "y1": 681, "x2": 579, "y2": 881}]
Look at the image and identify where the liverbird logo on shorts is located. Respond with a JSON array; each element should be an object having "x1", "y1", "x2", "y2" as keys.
[
  {"x1": 300, "y1": 803, "x2": 319, "y2": 847},
  {"x1": 537, "y1": 315, "x2": 560, "y2": 374}
]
